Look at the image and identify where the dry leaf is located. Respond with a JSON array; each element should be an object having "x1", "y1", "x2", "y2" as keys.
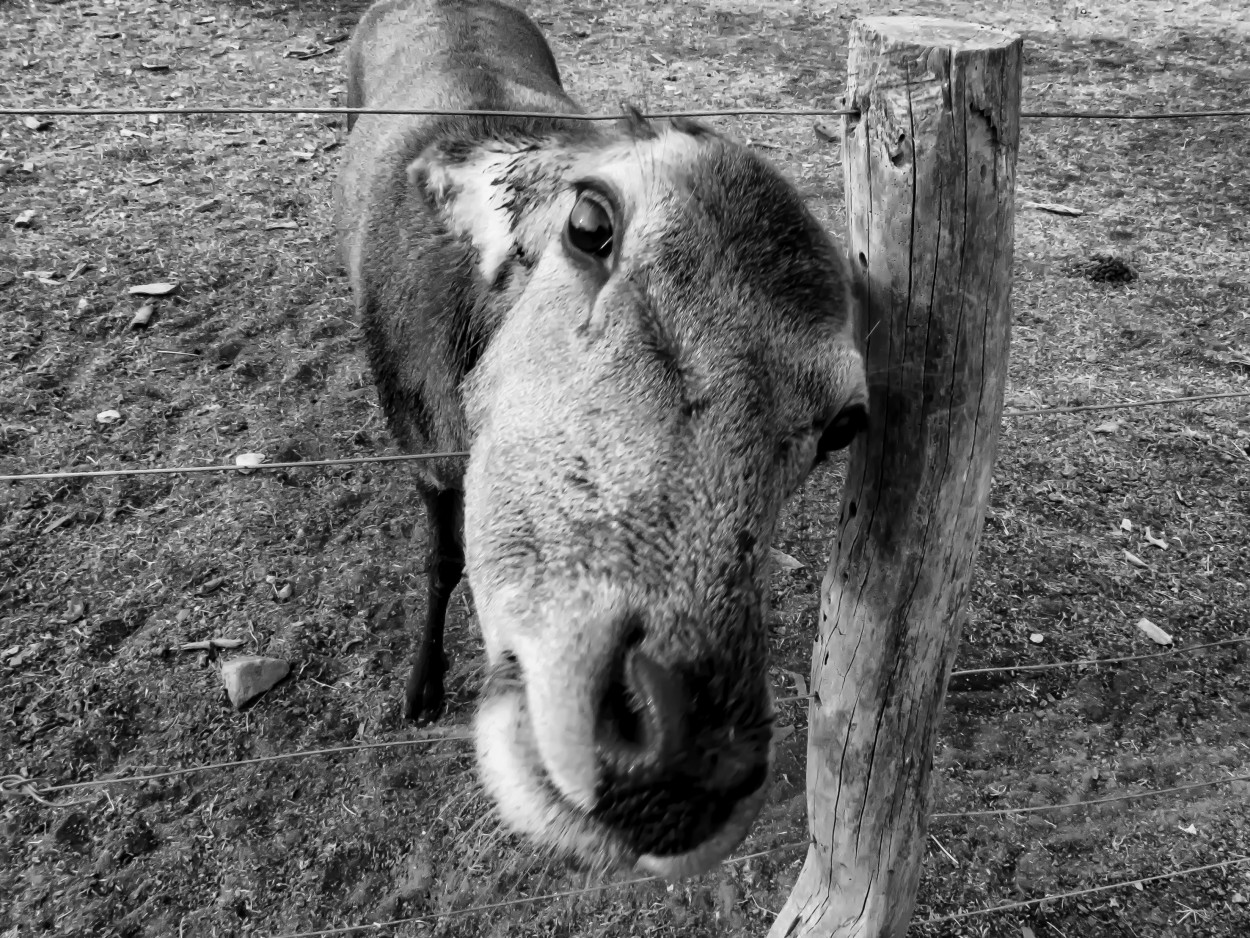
[
  {"x1": 119, "y1": 129, "x2": 149, "y2": 139},
  {"x1": 1136, "y1": 618, "x2": 1172, "y2": 645},
  {"x1": 235, "y1": 453, "x2": 265, "y2": 475},
  {"x1": 1144, "y1": 527, "x2": 1168, "y2": 549},
  {"x1": 130, "y1": 304, "x2": 154, "y2": 329},
  {"x1": 773, "y1": 724, "x2": 795, "y2": 743},
  {"x1": 198, "y1": 576, "x2": 226, "y2": 595},
  {"x1": 96, "y1": 409, "x2": 122, "y2": 425},
  {"x1": 1178, "y1": 823, "x2": 1198, "y2": 835},
  {"x1": 129, "y1": 282, "x2": 178, "y2": 296},
  {"x1": 1093, "y1": 421, "x2": 1121, "y2": 434},
  {"x1": 42, "y1": 513, "x2": 75, "y2": 534},
  {"x1": 23, "y1": 116, "x2": 52, "y2": 131},
  {"x1": 1124, "y1": 550, "x2": 1148, "y2": 569},
  {"x1": 1120, "y1": 518, "x2": 1133, "y2": 532},
  {"x1": 179, "y1": 637, "x2": 245, "y2": 652},
  {"x1": 264, "y1": 220, "x2": 298, "y2": 230},
  {"x1": 770, "y1": 547, "x2": 805, "y2": 571},
  {"x1": 13, "y1": 210, "x2": 36, "y2": 229},
  {"x1": 1029, "y1": 632, "x2": 1045, "y2": 644},
  {"x1": 1021, "y1": 200, "x2": 1085, "y2": 216}
]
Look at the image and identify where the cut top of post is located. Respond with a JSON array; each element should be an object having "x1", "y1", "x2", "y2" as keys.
[{"x1": 858, "y1": 16, "x2": 1020, "y2": 50}]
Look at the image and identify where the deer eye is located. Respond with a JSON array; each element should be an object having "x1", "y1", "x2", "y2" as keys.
[
  {"x1": 814, "y1": 403, "x2": 869, "y2": 463},
  {"x1": 566, "y1": 192, "x2": 615, "y2": 260}
]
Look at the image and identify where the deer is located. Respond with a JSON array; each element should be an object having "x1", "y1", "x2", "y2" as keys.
[{"x1": 335, "y1": 0, "x2": 868, "y2": 878}]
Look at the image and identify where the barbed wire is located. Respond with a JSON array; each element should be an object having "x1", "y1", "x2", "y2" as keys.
[
  {"x1": 4, "y1": 104, "x2": 1250, "y2": 121},
  {"x1": 917, "y1": 855, "x2": 1250, "y2": 926},
  {"x1": 4, "y1": 390, "x2": 1245, "y2": 485}
]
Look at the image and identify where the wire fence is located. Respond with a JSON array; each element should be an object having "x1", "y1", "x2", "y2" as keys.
[
  {"x1": 5, "y1": 741, "x2": 1246, "y2": 937},
  {"x1": 257, "y1": 851, "x2": 1250, "y2": 938},
  {"x1": 6, "y1": 635, "x2": 1244, "y2": 808},
  {"x1": 5, "y1": 38, "x2": 1250, "y2": 938}
]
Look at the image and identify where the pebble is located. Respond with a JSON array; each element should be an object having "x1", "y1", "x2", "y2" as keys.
[{"x1": 221, "y1": 656, "x2": 290, "y2": 708}]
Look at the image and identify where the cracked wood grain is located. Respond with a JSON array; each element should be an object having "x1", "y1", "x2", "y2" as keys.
[{"x1": 770, "y1": 17, "x2": 1022, "y2": 938}]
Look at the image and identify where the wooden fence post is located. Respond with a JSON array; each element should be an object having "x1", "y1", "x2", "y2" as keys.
[{"x1": 770, "y1": 18, "x2": 1022, "y2": 938}]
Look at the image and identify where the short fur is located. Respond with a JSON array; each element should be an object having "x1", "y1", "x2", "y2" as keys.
[{"x1": 335, "y1": 0, "x2": 869, "y2": 878}]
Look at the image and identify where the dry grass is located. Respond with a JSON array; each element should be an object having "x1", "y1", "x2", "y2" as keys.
[{"x1": 1, "y1": 0, "x2": 1248, "y2": 936}]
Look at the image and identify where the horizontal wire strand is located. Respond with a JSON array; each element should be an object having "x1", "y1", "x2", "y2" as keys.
[
  {"x1": 12, "y1": 630, "x2": 1245, "y2": 811},
  {"x1": 947, "y1": 636, "x2": 1250, "y2": 679},
  {"x1": 267, "y1": 841, "x2": 807, "y2": 938},
  {"x1": 3, "y1": 105, "x2": 1250, "y2": 120},
  {"x1": 0, "y1": 451, "x2": 469, "y2": 483},
  {"x1": 1003, "y1": 389, "x2": 1250, "y2": 417},
  {"x1": 930, "y1": 772, "x2": 1250, "y2": 820},
  {"x1": 918, "y1": 856, "x2": 1250, "y2": 925},
  {"x1": 4, "y1": 391, "x2": 1245, "y2": 485}
]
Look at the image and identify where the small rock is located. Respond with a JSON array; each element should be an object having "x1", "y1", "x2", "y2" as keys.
[{"x1": 221, "y1": 656, "x2": 290, "y2": 708}]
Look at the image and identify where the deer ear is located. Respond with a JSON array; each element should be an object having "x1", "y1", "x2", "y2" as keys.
[{"x1": 407, "y1": 144, "x2": 517, "y2": 284}]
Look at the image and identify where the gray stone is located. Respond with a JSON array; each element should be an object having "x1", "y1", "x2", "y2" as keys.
[{"x1": 221, "y1": 656, "x2": 290, "y2": 708}]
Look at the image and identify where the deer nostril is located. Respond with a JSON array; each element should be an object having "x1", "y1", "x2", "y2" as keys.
[{"x1": 596, "y1": 648, "x2": 689, "y2": 777}]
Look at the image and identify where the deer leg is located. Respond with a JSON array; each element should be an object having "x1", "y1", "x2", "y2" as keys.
[{"x1": 403, "y1": 488, "x2": 465, "y2": 723}]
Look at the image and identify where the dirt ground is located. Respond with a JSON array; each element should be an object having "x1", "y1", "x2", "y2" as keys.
[{"x1": 2, "y1": 0, "x2": 1248, "y2": 936}]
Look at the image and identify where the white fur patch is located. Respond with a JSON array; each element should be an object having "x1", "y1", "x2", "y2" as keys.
[{"x1": 409, "y1": 148, "x2": 517, "y2": 284}]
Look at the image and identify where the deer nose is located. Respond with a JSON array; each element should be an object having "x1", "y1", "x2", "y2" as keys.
[{"x1": 591, "y1": 643, "x2": 771, "y2": 857}]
